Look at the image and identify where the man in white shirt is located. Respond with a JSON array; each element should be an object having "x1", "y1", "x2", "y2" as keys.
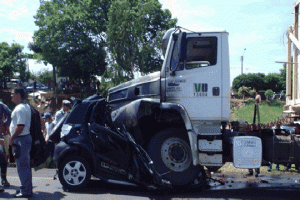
[
  {"x1": 9, "y1": 88, "x2": 32, "y2": 198},
  {"x1": 53, "y1": 100, "x2": 71, "y2": 127},
  {"x1": 42, "y1": 113, "x2": 53, "y2": 142}
]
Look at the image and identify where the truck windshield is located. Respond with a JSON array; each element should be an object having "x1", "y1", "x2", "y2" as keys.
[{"x1": 186, "y1": 37, "x2": 217, "y2": 69}]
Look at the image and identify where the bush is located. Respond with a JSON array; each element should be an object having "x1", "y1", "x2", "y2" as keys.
[
  {"x1": 280, "y1": 93, "x2": 286, "y2": 101},
  {"x1": 238, "y1": 86, "x2": 249, "y2": 97},
  {"x1": 265, "y1": 89, "x2": 273, "y2": 100},
  {"x1": 249, "y1": 90, "x2": 255, "y2": 97},
  {"x1": 269, "y1": 100, "x2": 283, "y2": 107},
  {"x1": 246, "y1": 99, "x2": 255, "y2": 105}
]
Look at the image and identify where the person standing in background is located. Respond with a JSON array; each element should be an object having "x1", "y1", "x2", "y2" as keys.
[
  {"x1": 0, "y1": 140, "x2": 7, "y2": 192},
  {"x1": 0, "y1": 102, "x2": 11, "y2": 187},
  {"x1": 47, "y1": 79, "x2": 51, "y2": 91},
  {"x1": 33, "y1": 77, "x2": 37, "y2": 92},
  {"x1": 53, "y1": 100, "x2": 71, "y2": 128},
  {"x1": 42, "y1": 113, "x2": 53, "y2": 142},
  {"x1": 9, "y1": 88, "x2": 33, "y2": 198}
]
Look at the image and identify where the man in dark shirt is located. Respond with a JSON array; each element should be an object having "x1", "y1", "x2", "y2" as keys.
[{"x1": 0, "y1": 101, "x2": 12, "y2": 192}]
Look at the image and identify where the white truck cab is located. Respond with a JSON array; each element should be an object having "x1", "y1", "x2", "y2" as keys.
[{"x1": 108, "y1": 27, "x2": 261, "y2": 187}]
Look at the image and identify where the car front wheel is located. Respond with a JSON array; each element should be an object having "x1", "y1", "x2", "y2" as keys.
[{"x1": 58, "y1": 156, "x2": 91, "y2": 191}]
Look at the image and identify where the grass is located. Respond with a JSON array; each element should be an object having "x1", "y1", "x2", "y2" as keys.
[
  {"x1": 226, "y1": 99, "x2": 296, "y2": 176},
  {"x1": 231, "y1": 100, "x2": 284, "y2": 123}
]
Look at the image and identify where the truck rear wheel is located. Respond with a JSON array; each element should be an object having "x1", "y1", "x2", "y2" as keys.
[{"x1": 147, "y1": 128, "x2": 203, "y2": 186}]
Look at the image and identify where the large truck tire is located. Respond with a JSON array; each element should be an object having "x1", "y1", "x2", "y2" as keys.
[{"x1": 147, "y1": 128, "x2": 203, "y2": 186}]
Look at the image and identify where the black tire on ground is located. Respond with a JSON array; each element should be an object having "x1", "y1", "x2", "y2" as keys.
[
  {"x1": 147, "y1": 128, "x2": 203, "y2": 186},
  {"x1": 58, "y1": 155, "x2": 91, "y2": 191}
]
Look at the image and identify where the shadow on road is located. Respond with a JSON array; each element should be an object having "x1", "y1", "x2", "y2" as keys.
[{"x1": 63, "y1": 179, "x2": 300, "y2": 200}]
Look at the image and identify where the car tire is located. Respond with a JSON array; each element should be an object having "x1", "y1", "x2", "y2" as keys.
[
  {"x1": 58, "y1": 155, "x2": 91, "y2": 191},
  {"x1": 147, "y1": 128, "x2": 203, "y2": 186}
]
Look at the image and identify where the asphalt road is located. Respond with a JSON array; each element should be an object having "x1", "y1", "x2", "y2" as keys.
[{"x1": 1, "y1": 168, "x2": 300, "y2": 199}]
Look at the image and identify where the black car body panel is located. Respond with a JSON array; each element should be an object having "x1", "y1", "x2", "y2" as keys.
[
  {"x1": 53, "y1": 141, "x2": 74, "y2": 162},
  {"x1": 53, "y1": 94, "x2": 170, "y2": 190}
]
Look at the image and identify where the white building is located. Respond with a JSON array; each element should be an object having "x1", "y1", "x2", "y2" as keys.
[{"x1": 283, "y1": 1, "x2": 300, "y2": 119}]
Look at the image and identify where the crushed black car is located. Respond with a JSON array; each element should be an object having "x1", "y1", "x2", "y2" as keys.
[{"x1": 50, "y1": 94, "x2": 171, "y2": 191}]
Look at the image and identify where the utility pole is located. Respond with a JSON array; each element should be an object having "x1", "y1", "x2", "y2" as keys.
[{"x1": 241, "y1": 48, "x2": 246, "y2": 75}]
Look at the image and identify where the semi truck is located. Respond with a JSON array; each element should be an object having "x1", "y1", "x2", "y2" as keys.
[{"x1": 107, "y1": 27, "x2": 263, "y2": 187}]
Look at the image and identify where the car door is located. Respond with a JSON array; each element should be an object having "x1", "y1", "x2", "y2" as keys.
[{"x1": 89, "y1": 123, "x2": 131, "y2": 171}]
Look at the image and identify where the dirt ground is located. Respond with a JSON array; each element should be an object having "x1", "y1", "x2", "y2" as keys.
[{"x1": 230, "y1": 99, "x2": 245, "y2": 120}]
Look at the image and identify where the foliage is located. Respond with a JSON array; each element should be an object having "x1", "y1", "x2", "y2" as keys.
[
  {"x1": 265, "y1": 89, "x2": 273, "y2": 99},
  {"x1": 31, "y1": 0, "x2": 107, "y2": 83},
  {"x1": 246, "y1": 98, "x2": 255, "y2": 105},
  {"x1": 232, "y1": 71, "x2": 287, "y2": 93},
  {"x1": 36, "y1": 69, "x2": 53, "y2": 85},
  {"x1": 269, "y1": 99, "x2": 283, "y2": 107},
  {"x1": 232, "y1": 73, "x2": 265, "y2": 92},
  {"x1": 237, "y1": 86, "x2": 249, "y2": 97},
  {"x1": 279, "y1": 63, "x2": 287, "y2": 90},
  {"x1": 99, "y1": 64, "x2": 131, "y2": 97},
  {"x1": 106, "y1": 0, "x2": 177, "y2": 79},
  {"x1": 281, "y1": 93, "x2": 286, "y2": 101},
  {"x1": 31, "y1": 0, "x2": 177, "y2": 95},
  {"x1": 248, "y1": 89, "x2": 255, "y2": 97},
  {"x1": 0, "y1": 42, "x2": 30, "y2": 87},
  {"x1": 264, "y1": 73, "x2": 283, "y2": 93}
]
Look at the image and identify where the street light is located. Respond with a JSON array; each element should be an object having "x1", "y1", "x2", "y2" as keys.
[{"x1": 241, "y1": 48, "x2": 246, "y2": 75}]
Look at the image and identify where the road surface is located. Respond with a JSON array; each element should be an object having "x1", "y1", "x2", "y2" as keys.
[{"x1": 1, "y1": 167, "x2": 300, "y2": 199}]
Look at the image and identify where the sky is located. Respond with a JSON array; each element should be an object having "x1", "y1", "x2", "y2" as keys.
[{"x1": 0, "y1": 0, "x2": 297, "y2": 85}]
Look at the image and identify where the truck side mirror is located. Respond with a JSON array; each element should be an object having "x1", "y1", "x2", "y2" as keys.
[
  {"x1": 179, "y1": 32, "x2": 187, "y2": 62},
  {"x1": 170, "y1": 32, "x2": 187, "y2": 73}
]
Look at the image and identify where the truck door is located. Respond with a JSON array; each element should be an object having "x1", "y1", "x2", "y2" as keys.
[{"x1": 164, "y1": 31, "x2": 230, "y2": 134}]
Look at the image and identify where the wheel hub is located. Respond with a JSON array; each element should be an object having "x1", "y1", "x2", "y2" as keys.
[
  {"x1": 71, "y1": 169, "x2": 79, "y2": 177},
  {"x1": 168, "y1": 143, "x2": 187, "y2": 163},
  {"x1": 161, "y1": 137, "x2": 192, "y2": 172},
  {"x1": 63, "y1": 161, "x2": 87, "y2": 186}
]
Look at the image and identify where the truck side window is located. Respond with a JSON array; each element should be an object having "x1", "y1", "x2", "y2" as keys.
[
  {"x1": 108, "y1": 89, "x2": 127, "y2": 102},
  {"x1": 186, "y1": 37, "x2": 217, "y2": 69}
]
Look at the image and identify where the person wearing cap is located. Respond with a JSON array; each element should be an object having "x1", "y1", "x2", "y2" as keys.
[
  {"x1": 53, "y1": 100, "x2": 71, "y2": 127},
  {"x1": 42, "y1": 113, "x2": 53, "y2": 143}
]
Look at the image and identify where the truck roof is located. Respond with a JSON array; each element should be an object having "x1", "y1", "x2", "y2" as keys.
[{"x1": 178, "y1": 27, "x2": 228, "y2": 34}]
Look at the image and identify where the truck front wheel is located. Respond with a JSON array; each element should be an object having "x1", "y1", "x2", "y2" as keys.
[{"x1": 147, "y1": 128, "x2": 203, "y2": 186}]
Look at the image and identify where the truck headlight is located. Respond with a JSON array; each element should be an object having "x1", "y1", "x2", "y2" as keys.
[{"x1": 61, "y1": 124, "x2": 73, "y2": 138}]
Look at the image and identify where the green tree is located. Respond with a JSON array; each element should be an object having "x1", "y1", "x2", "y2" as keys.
[
  {"x1": 279, "y1": 63, "x2": 287, "y2": 90},
  {"x1": 232, "y1": 73, "x2": 265, "y2": 92},
  {"x1": 264, "y1": 73, "x2": 281, "y2": 93},
  {"x1": 0, "y1": 42, "x2": 29, "y2": 88},
  {"x1": 249, "y1": 89, "x2": 255, "y2": 97},
  {"x1": 106, "y1": 0, "x2": 177, "y2": 80},
  {"x1": 238, "y1": 86, "x2": 249, "y2": 98},
  {"x1": 31, "y1": 0, "x2": 107, "y2": 84},
  {"x1": 265, "y1": 89, "x2": 273, "y2": 100},
  {"x1": 36, "y1": 69, "x2": 53, "y2": 85},
  {"x1": 0, "y1": 42, "x2": 13, "y2": 88}
]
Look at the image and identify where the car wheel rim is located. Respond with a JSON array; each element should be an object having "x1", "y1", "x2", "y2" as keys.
[
  {"x1": 161, "y1": 137, "x2": 191, "y2": 172},
  {"x1": 63, "y1": 161, "x2": 87, "y2": 186}
]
